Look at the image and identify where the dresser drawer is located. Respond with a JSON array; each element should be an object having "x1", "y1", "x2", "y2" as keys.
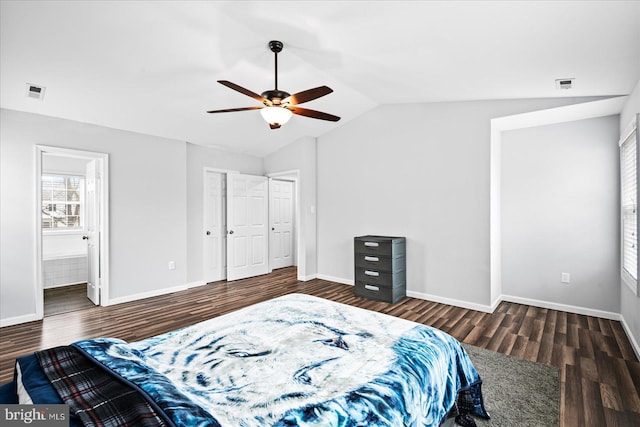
[
  {"x1": 354, "y1": 281, "x2": 393, "y2": 302},
  {"x1": 355, "y1": 268, "x2": 406, "y2": 287},
  {"x1": 354, "y1": 253, "x2": 405, "y2": 272},
  {"x1": 354, "y1": 236, "x2": 405, "y2": 257},
  {"x1": 355, "y1": 281, "x2": 406, "y2": 303}
]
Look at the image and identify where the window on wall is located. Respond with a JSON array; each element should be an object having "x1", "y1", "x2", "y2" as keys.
[
  {"x1": 41, "y1": 174, "x2": 85, "y2": 230},
  {"x1": 621, "y1": 117, "x2": 639, "y2": 292}
]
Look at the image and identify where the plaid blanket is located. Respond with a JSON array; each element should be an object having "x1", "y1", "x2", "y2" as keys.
[{"x1": 35, "y1": 346, "x2": 173, "y2": 427}]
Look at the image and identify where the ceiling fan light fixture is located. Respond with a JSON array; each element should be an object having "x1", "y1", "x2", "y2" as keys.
[{"x1": 260, "y1": 106, "x2": 292, "y2": 128}]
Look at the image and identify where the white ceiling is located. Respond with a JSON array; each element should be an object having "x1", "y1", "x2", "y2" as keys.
[{"x1": 1, "y1": 1, "x2": 639, "y2": 157}]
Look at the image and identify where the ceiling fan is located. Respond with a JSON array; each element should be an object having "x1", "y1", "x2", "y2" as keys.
[{"x1": 207, "y1": 40, "x2": 340, "y2": 129}]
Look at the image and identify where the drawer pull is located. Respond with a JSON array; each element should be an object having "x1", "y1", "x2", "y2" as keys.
[
  {"x1": 364, "y1": 270, "x2": 379, "y2": 277},
  {"x1": 364, "y1": 284, "x2": 379, "y2": 291},
  {"x1": 364, "y1": 256, "x2": 379, "y2": 262},
  {"x1": 364, "y1": 242, "x2": 379, "y2": 247}
]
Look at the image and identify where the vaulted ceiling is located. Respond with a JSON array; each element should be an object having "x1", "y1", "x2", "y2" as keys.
[{"x1": 1, "y1": 1, "x2": 639, "y2": 156}]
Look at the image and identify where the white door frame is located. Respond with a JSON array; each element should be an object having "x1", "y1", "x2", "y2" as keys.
[
  {"x1": 267, "y1": 170, "x2": 303, "y2": 279},
  {"x1": 35, "y1": 145, "x2": 110, "y2": 318}
]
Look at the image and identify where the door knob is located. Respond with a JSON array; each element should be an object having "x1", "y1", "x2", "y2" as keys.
[
  {"x1": 82, "y1": 235, "x2": 88, "y2": 240},
  {"x1": 206, "y1": 231, "x2": 211, "y2": 235},
  {"x1": 229, "y1": 230, "x2": 234, "y2": 235}
]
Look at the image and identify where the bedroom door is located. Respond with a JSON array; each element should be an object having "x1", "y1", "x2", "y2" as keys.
[
  {"x1": 85, "y1": 159, "x2": 100, "y2": 305},
  {"x1": 203, "y1": 171, "x2": 226, "y2": 283},
  {"x1": 269, "y1": 179, "x2": 294, "y2": 269},
  {"x1": 226, "y1": 173, "x2": 269, "y2": 281}
]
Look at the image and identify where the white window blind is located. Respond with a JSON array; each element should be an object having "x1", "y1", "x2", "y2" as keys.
[{"x1": 621, "y1": 127, "x2": 638, "y2": 281}]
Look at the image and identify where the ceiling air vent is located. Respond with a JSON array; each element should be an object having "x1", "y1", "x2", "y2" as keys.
[
  {"x1": 25, "y1": 83, "x2": 46, "y2": 100},
  {"x1": 555, "y1": 78, "x2": 575, "y2": 90}
]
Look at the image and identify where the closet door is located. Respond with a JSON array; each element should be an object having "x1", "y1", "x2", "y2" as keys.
[
  {"x1": 269, "y1": 179, "x2": 294, "y2": 270},
  {"x1": 226, "y1": 174, "x2": 268, "y2": 281}
]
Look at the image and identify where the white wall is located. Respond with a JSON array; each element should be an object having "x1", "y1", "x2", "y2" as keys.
[
  {"x1": 1, "y1": 108, "x2": 188, "y2": 323},
  {"x1": 501, "y1": 116, "x2": 620, "y2": 314},
  {"x1": 317, "y1": 97, "x2": 606, "y2": 309},
  {"x1": 264, "y1": 136, "x2": 318, "y2": 279},
  {"x1": 620, "y1": 79, "x2": 640, "y2": 355},
  {"x1": 185, "y1": 142, "x2": 263, "y2": 284}
]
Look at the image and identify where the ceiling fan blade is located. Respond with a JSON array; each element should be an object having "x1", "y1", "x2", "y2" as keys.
[
  {"x1": 218, "y1": 80, "x2": 269, "y2": 104},
  {"x1": 206, "y1": 106, "x2": 263, "y2": 114},
  {"x1": 284, "y1": 86, "x2": 333, "y2": 105},
  {"x1": 288, "y1": 106, "x2": 341, "y2": 122}
]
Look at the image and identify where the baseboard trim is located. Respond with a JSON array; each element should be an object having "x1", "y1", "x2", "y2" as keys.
[
  {"x1": 106, "y1": 284, "x2": 190, "y2": 306},
  {"x1": 316, "y1": 274, "x2": 354, "y2": 286},
  {"x1": 620, "y1": 315, "x2": 640, "y2": 361},
  {"x1": 489, "y1": 296, "x2": 503, "y2": 312},
  {"x1": 407, "y1": 290, "x2": 496, "y2": 313},
  {"x1": 500, "y1": 294, "x2": 621, "y2": 321},
  {"x1": 186, "y1": 281, "x2": 206, "y2": 289},
  {"x1": 44, "y1": 281, "x2": 86, "y2": 290},
  {"x1": 314, "y1": 275, "x2": 494, "y2": 313},
  {"x1": 0, "y1": 313, "x2": 42, "y2": 328},
  {"x1": 312, "y1": 275, "x2": 624, "y2": 320},
  {"x1": 298, "y1": 274, "x2": 318, "y2": 281}
]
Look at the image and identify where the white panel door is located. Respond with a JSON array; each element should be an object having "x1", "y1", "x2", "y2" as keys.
[
  {"x1": 203, "y1": 171, "x2": 226, "y2": 283},
  {"x1": 226, "y1": 174, "x2": 269, "y2": 281},
  {"x1": 269, "y1": 179, "x2": 294, "y2": 269},
  {"x1": 85, "y1": 160, "x2": 100, "y2": 305}
]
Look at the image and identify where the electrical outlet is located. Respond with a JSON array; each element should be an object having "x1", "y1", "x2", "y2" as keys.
[
  {"x1": 561, "y1": 272, "x2": 570, "y2": 284},
  {"x1": 168, "y1": 261, "x2": 176, "y2": 270}
]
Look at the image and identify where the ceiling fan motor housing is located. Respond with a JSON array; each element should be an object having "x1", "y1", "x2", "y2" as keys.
[{"x1": 261, "y1": 89, "x2": 291, "y2": 105}]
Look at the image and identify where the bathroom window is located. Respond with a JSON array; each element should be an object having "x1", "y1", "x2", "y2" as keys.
[{"x1": 42, "y1": 174, "x2": 85, "y2": 230}]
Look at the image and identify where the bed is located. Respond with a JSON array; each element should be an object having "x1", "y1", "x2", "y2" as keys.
[{"x1": 0, "y1": 293, "x2": 489, "y2": 426}]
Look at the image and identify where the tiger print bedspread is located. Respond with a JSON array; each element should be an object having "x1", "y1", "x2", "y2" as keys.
[{"x1": 74, "y1": 294, "x2": 488, "y2": 426}]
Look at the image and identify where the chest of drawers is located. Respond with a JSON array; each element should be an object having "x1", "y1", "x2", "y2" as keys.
[{"x1": 354, "y1": 235, "x2": 406, "y2": 303}]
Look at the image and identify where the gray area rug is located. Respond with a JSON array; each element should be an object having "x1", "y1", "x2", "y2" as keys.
[{"x1": 459, "y1": 344, "x2": 560, "y2": 427}]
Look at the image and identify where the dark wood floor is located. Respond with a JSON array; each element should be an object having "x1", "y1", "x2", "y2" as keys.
[
  {"x1": 44, "y1": 283, "x2": 96, "y2": 317},
  {"x1": 1, "y1": 267, "x2": 639, "y2": 426}
]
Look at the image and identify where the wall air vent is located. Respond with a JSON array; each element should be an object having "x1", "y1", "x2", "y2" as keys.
[
  {"x1": 25, "y1": 83, "x2": 46, "y2": 100},
  {"x1": 555, "y1": 78, "x2": 575, "y2": 90}
]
